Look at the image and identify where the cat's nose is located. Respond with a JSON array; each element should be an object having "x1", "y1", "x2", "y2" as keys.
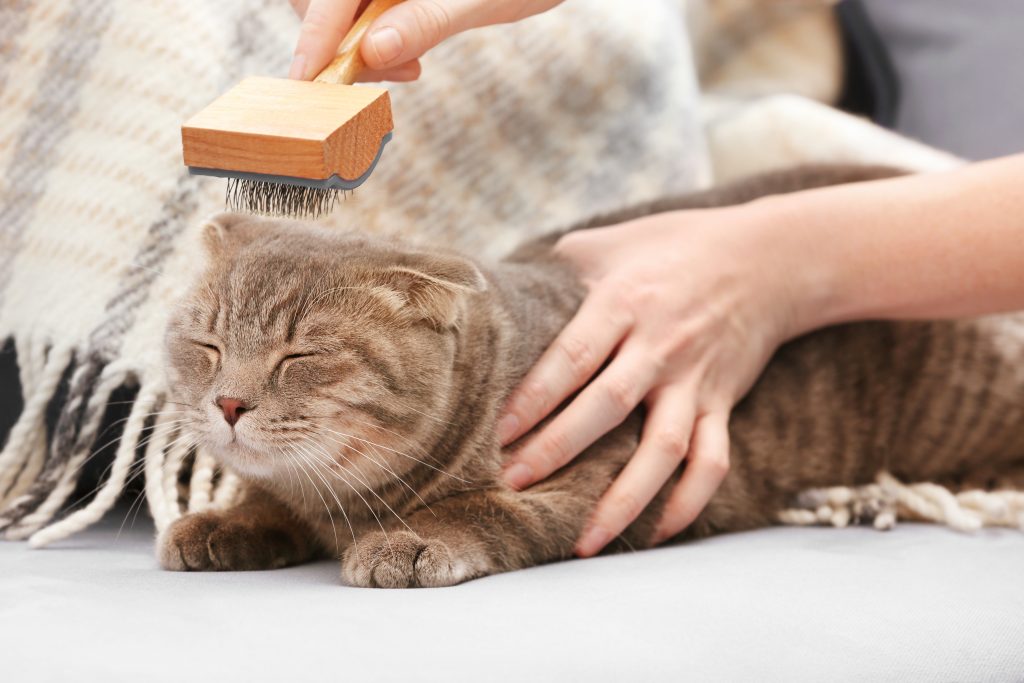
[{"x1": 216, "y1": 396, "x2": 251, "y2": 427}]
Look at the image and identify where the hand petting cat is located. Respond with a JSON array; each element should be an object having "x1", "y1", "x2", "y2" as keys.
[
  {"x1": 498, "y1": 205, "x2": 809, "y2": 556},
  {"x1": 500, "y1": 153, "x2": 1024, "y2": 556}
]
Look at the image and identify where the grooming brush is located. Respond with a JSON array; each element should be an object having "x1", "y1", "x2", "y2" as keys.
[{"x1": 182, "y1": 0, "x2": 401, "y2": 218}]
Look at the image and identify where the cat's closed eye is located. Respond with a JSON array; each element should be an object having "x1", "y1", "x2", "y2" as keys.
[
  {"x1": 192, "y1": 341, "x2": 221, "y2": 363},
  {"x1": 276, "y1": 351, "x2": 318, "y2": 375}
]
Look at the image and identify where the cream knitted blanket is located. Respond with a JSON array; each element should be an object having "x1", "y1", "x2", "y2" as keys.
[{"x1": 0, "y1": 0, "x2": 708, "y2": 545}]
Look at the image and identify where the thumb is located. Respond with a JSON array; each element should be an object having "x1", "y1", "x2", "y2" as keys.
[{"x1": 361, "y1": 0, "x2": 463, "y2": 69}]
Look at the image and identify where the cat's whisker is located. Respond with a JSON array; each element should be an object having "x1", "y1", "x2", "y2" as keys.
[
  {"x1": 128, "y1": 424, "x2": 196, "y2": 461},
  {"x1": 99, "y1": 401, "x2": 193, "y2": 410},
  {"x1": 94, "y1": 411, "x2": 192, "y2": 439},
  {"x1": 344, "y1": 432, "x2": 471, "y2": 485},
  {"x1": 300, "y1": 436, "x2": 416, "y2": 535},
  {"x1": 281, "y1": 448, "x2": 313, "y2": 515},
  {"x1": 72, "y1": 449, "x2": 154, "y2": 521},
  {"x1": 287, "y1": 445, "x2": 346, "y2": 557},
  {"x1": 294, "y1": 438, "x2": 395, "y2": 547},
  {"x1": 384, "y1": 395, "x2": 459, "y2": 427},
  {"x1": 291, "y1": 440, "x2": 362, "y2": 536},
  {"x1": 303, "y1": 424, "x2": 435, "y2": 517},
  {"x1": 309, "y1": 424, "x2": 471, "y2": 484},
  {"x1": 303, "y1": 409, "x2": 456, "y2": 476},
  {"x1": 88, "y1": 414, "x2": 193, "y2": 458},
  {"x1": 295, "y1": 443, "x2": 361, "y2": 555},
  {"x1": 298, "y1": 417, "x2": 451, "y2": 479},
  {"x1": 61, "y1": 419, "x2": 194, "y2": 494},
  {"x1": 164, "y1": 401, "x2": 197, "y2": 409},
  {"x1": 281, "y1": 454, "x2": 303, "y2": 504},
  {"x1": 116, "y1": 461, "x2": 155, "y2": 541},
  {"x1": 342, "y1": 414, "x2": 437, "y2": 460},
  {"x1": 292, "y1": 453, "x2": 342, "y2": 557}
]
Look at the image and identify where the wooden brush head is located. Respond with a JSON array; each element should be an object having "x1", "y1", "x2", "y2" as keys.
[{"x1": 182, "y1": 76, "x2": 393, "y2": 183}]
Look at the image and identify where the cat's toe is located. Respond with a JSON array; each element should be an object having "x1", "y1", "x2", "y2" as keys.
[
  {"x1": 158, "y1": 512, "x2": 305, "y2": 571},
  {"x1": 341, "y1": 530, "x2": 463, "y2": 588},
  {"x1": 206, "y1": 521, "x2": 279, "y2": 570},
  {"x1": 412, "y1": 541, "x2": 459, "y2": 588},
  {"x1": 158, "y1": 513, "x2": 220, "y2": 571}
]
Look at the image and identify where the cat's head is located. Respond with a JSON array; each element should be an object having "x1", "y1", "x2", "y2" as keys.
[{"x1": 165, "y1": 214, "x2": 486, "y2": 480}]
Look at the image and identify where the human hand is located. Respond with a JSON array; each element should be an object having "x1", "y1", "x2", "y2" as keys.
[
  {"x1": 289, "y1": 0, "x2": 565, "y2": 82},
  {"x1": 498, "y1": 202, "x2": 819, "y2": 556}
]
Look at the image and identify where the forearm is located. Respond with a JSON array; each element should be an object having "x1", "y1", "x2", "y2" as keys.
[{"x1": 756, "y1": 154, "x2": 1024, "y2": 335}]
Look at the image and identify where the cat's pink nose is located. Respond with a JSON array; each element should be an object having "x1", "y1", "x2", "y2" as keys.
[{"x1": 216, "y1": 396, "x2": 250, "y2": 427}]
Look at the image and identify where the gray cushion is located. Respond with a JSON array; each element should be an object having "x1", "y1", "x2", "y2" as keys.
[
  {"x1": 862, "y1": 0, "x2": 1024, "y2": 159},
  {"x1": 3, "y1": 512, "x2": 1022, "y2": 681}
]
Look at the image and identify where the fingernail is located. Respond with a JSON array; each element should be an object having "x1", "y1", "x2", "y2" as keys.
[
  {"x1": 367, "y1": 27, "x2": 403, "y2": 66},
  {"x1": 502, "y1": 462, "x2": 534, "y2": 490},
  {"x1": 575, "y1": 524, "x2": 611, "y2": 557},
  {"x1": 496, "y1": 413, "x2": 519, "y2": 444},
  {"x1": 288, "y1": 53, "x2": 307, "y2": 80}
]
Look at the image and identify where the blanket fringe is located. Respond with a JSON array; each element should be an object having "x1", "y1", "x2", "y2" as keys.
[
  {"x1": 29, "y1": 386, "x2": 161, "y2": 547},
  {"x1": 142, "y1": 408, "x2": 177, "y2": 532},
  {"x1": 1, "y1": 360, "x2": 133, "y2": 538},
  {"x1": 0, "y1": 341, "x2": 73, "y2": 501},
  {"x1": 4, "y1": 338, "x2": 52, "y2": 501},
  {"x1": 188, "y1": 447, "x2": 218, "y2": 514},
  {"x1": 778, "y1": 471, "x2": 1024, "y2": 532},
  {"x1": 0, "y1": 334, "x2": 250, "y2": 545}
]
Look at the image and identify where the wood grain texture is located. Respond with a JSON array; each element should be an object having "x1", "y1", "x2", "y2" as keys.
[
  {"x1": 315, "y1": 0, "x2": 405, "y2": 85},
  {"x1": 182, "y1": 77, "x2": 393, "y2": 180}
]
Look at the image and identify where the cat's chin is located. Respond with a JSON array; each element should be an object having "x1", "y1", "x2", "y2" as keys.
[{"x1": 202, "y1": 435, "x2": 280, "y2": 478}]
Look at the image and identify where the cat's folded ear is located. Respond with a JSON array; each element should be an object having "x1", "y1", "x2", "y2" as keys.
[
  {"x1": 200, "y1": 213, "x2": 269, "y2": 258},
  {"x1": 381, "y1": 251, "x2": 487, "y2": 329}
]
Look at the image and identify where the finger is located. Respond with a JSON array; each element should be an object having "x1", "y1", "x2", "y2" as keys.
[
  {"x1": 291, "y1": 0, "x2": 361, "y2": 80},
  {"x1": 360, "y1": 0, "x2": 564, "y2": 71},
  {"x1": 652, "y1": 411, "x2": 731, "y2": 543},
  {"x1": 359, "y1": 0, "x2": 458, "y2": 70},
  {"x1": 355, "y1": 59, "x2": 422, "y2": 82},
  {"x1": 502, "y1": 344, "x2": 656, "y2": 490},
  {"x1": 497, "y1": 287, "x2": 633, "y2": 446},
  {"x1": 289, "y1": 0, "x2": 311, "y2": 18},
  {"x1": 574, "y1": 385, "x2": 696, "y2": 557}
]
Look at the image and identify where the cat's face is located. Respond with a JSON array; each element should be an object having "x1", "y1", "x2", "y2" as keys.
[{"x1": 165, "y1": 214, "x2": 486, "y2": 481}]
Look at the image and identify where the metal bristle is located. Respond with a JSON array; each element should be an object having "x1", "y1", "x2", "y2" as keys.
[{"x1": 225, "y1": 177, "x2": 352, "y2": 219}]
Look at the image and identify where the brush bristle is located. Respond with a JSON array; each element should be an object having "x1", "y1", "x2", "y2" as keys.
[{"x1": 225, "y1": 178, "x2": 351, "y2": 218}]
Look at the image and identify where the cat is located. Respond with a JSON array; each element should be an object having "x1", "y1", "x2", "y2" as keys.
[{"x1": 159, "y1": 165, "x2": 1024, "y2": 587}]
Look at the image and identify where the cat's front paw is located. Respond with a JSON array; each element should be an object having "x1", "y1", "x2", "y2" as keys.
[
  {"x1": 341, "y1": 530, "x2": 476, "y2": 588},
  {"x1": 158, "y1": 511, "x2": 302, "y2": 571}
]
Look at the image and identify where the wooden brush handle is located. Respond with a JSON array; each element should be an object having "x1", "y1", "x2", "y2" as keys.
[{"x1": 314, "y1": 0, "x2": 405, "y2": 85}]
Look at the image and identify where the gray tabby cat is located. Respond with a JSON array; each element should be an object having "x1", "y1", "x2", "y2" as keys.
[{"x1": 159, "y1": 166, "x2": 1024, "y2": 586}]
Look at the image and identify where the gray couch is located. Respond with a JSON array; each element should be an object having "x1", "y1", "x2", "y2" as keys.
[{"x1": 2, "y1": 511, "x2": 1022, "y2": 681}]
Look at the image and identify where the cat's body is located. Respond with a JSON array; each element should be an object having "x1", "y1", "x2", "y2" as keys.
[{"x1": 160, "y1": 166, "x2": 1024, "y2": 586}]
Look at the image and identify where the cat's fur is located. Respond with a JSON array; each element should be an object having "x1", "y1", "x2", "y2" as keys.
[{"x1": 159, "y1": 165, "x2": 1024, "y2": 587}]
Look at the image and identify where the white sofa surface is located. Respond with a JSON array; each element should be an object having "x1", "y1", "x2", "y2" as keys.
[{"x1": 3, "y1": 511, "x2": 1022, "y2": 682}]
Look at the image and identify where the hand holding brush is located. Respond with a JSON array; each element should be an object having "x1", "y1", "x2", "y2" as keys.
[
  {"x1": 288, "y1": 0, "x2": 566, "y2": 83},
  {"x1": 182, "y1": 0, "x2": 404, "y2": 218}
]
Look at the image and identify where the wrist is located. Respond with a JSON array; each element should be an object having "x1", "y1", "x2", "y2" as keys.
[{"x1": 741, "y1": 193, "x2": 843, "y2": 341}]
